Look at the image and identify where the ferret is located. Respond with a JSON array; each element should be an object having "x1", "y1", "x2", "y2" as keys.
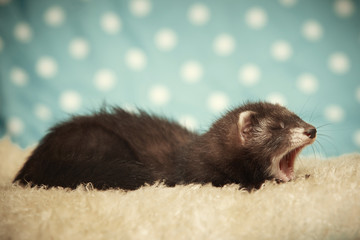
[{"x1": 13, "y1": 101, "x2": 317, "y2": 190}]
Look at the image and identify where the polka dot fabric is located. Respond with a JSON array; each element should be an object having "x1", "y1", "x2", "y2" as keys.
[{"x1": 0, "y1": 0, "x2": 359, "y2": 156}]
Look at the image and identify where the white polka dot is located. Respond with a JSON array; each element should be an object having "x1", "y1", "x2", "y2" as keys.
[
  {"x1": 188, "y1": 3, "x2": 210, "y2": 26},
  {"x1": 180, "y1": 61, "x2": 203, "y2": 83},
  {"x1": 353, "y1": 130, "x2": 360, "y2": 148},
  {"x1": 44, "y1": 6, "x2": 65, "y2": 26},
  {"x1": 6, "y1": 117, "x2": 24, "y2": 135},
  {"x1": 208, "y1": 92, "x2": 230, "y2": 113},
  {"x1": 245, "y1": 7, "x2": 267, "y2": 29},
  {"x1": 213, "y1": 34, "x2": 235, "y2": 56},
  {"x1": 101, "y1": 12, "x2": 121, "y2": 34},
  {"x1": 94, "y1": 69, "x2": 116, "y2": 91},
  {"x1": 69, "y1": 38, "x2": 90, "y2": 59},
  {"x1": 334, "y1": 0, "x2": 355, "y2": 17},
  {"x1": 0, "y1": 0, "x2": 11, "y2": 5},
  {"x1": 324, "y1": 105, "x2": 345, "y2": 122},
  {"x1": 125, "y1": 48, "x2": 147, "y2": 71},
  {"x1": 356, "y1": 87, "x2": 360, "y2": 103},
  {"x1": 179, "y1": 115, "x2": 198, "y2": 131},
  {"x1": 129, "y1": 0, "x2": 151, "y2": 17},
  {"x1": 238, "y1": 64, "x2": 261, "y2": 86},
  {"x1": 0, "y1": 36, "x2": 3, "y2": 52},
  {"x1": 149, "y1": 85, "x2": 170, "y2": 106},
  {"x1": 154, "y1": 28, "x2": 177, "y2": 51},
  {"x1": 328, "y1": 52, "x2": 350, "y2": 74},
  {"x1": 10, "y1": 67, "x2": 28, "y2": 87},
  {"x1": 14, "y1": 22, "x2": 32, "y2": 43},
  {"x1": 34, "y1": 104, "x2": 52, "y2": 121},
  {"x1": 271, "y1": 40, "x2": 292, "y2": 61},
  {"x1": 36, "y1": 56, "x2": 58, "y2": 79},
  {"x1": 296, "y1": 73, "x2": 319, "y2": 94},
  {"x1": 278, "y1": 0, "x2": 297, "y2": 7},
  {"x1": 302, "y1": 20, "x2": 323, "y2": 41},
  {"x1": 266, "y1": 93, "x2": 287, "y2": 106},
  {"x1": 59, "y1": 90, "x2": 82, "y2": 113}
]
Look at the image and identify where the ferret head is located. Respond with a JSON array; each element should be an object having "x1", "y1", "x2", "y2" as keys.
[{"x1": 213, "y1": 101, "x2": 316, "y2": 188}]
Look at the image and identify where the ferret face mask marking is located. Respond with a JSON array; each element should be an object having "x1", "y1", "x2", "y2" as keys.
[{"x1": 237, "y1": 103, "x2": 316, "y2": 183}]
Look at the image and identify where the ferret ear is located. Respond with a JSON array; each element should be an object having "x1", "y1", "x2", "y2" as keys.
[{"x1": 237, "y1": 111, "x2": 256, "y2": 144}]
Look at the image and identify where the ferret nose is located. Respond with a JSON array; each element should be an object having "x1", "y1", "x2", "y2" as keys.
[{"x1": 304, "y1": 128, "x2": 317, "y2": 139}]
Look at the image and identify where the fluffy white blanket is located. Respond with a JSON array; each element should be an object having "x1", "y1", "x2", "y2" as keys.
[{"x1": 0, "y1": 137, "x2": 359, "y2": 240}]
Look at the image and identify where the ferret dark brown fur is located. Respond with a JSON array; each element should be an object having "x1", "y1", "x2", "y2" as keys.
[{"x1": 13, "y1": 101, "x2": 317, "y2": 190}]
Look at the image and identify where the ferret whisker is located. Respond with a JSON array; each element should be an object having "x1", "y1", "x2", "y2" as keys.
[
  {"x1": 316, "y1": 123, "x2": 333, "y2": 129},
  {"x1": 317, "y1": 134, "x2": 335, "y2": 144},
  {"x1": 310, "y1": 145, "x2": 317, "y2": 160},
  {"x1": 316, "y1": 140, "x2": 334, "y2": 157},
  {"x1": 308, "y1": 108, "x2": 315, "y2": 123},
  {"x1": 307, "y1": 103, "x2": 321, "y2": 123},
  {"x1": 298, "y1": 97, "x2": 311, "y2": 119},
  {"x1": 315, "y1": 142, "x2": 324, "y2": 158},
  {"x1": 317, "y1": 133, "x2": 333, "y2": 141},
  {"x1": 317, "y1": 128, "x2": 348, "y2": 133},
  {"x1": 310, "y1": 142, "x2": 320, "y2": 158},
  {"x1": 318, "y1": 123, "x2": 353, "y2": 133}
]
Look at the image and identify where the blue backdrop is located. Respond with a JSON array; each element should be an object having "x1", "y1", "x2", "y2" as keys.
[{"x1": 0, "y1": 0, "x2": 359, "y2": 157}]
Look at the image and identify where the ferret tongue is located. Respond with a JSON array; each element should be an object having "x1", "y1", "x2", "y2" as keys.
[{"x1": 280, "y1": 159, "x2": 292, "y2": 181}]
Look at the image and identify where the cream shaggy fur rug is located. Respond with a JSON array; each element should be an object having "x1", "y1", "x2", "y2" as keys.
[{"x1": 0, "y1": 137, "x2": 359, "y2": 240}]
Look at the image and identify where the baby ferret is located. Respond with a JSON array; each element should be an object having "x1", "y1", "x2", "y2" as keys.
[{"x1": 13, "y1": 101, "x2": 317, "y2": 190}]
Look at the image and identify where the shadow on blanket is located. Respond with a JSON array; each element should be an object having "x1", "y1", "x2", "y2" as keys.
[{"x1": 0, "y1": 137, "x2": 359, "y2": 240}]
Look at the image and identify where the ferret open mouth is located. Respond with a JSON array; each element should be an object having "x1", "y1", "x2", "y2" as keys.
[{"x1": 274, "y1": 146, "x2": 305, "y2": 182}]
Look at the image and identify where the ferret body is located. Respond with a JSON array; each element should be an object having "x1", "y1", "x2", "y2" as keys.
[{"x1": 14, "y1": 101, "x2": 317, "y2": 190}]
